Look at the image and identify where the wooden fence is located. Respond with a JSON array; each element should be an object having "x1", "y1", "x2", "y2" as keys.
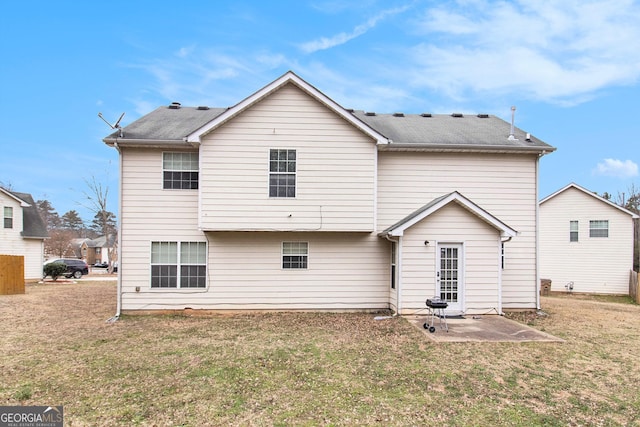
[
  {"x1": 631, "y1": 270, "x2": 639, "y2": 304},
  {"x1": 0, "y1": 255, "x2": 25, "y2": 295}
]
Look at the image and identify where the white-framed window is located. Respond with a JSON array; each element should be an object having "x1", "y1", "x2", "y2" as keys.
[
  {"x1": 390, "y1": 242, "x2": 396, "y2": 289},
  {"x1": 269, "y1": 149, "x2": 296, "y2": 197},
  {"x1": 570, "y1": 220, "x2": 579, "y2": 242},
  {"x1": 589, "y1": 220, "x2": 609, "y2": 238},
  {"x1": 3, "y1": 207, "x2": 13, "y2": 229},
  {"x1": 163, "y1": 152, "x2": 199, "y2": 189},
  {"x1": 150, "y1": 241, "x2": 206, "y2": 288},
  {"x1": 282, "y1": 241, "x2": 308, "y2": 269}
]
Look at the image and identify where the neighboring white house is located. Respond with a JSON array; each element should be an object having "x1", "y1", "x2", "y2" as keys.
[
  {"x1": 0, "y1": 188, "x2": 49, "y2": 280},
  {"x1": 104, "y1": 71, "x2": 555, "y2": 315},
  {"x1": 539, "y1": 183, "x2": 639, "y2": 294}
]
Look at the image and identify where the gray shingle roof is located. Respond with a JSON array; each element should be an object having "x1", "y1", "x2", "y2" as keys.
[
  {"x1": 352, "y1": 111, "x2": 551, "y2": 150},
  {"x1": 106, "y1": 106, "x2": 226, "y2": 141},
  {"x1": 9, "y1": 191, "x2": 49, "y2": 239}
]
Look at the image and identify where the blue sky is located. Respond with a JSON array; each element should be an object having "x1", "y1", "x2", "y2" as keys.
[{"x1": 2, "y1": 0, "x2": 639, "y2": 222}]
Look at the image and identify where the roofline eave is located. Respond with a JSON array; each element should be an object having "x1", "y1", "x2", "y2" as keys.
[
  {"x1": 103, "y1": 137, "x2": 199, "y2": 149},
  {"x1": 378, "y1": 143, "x2": 555, "y2": 155}
]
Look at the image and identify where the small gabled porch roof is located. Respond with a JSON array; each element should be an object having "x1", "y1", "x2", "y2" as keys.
[{"x1": 380, "y1": 191, "x2": 518, "y2": 238}]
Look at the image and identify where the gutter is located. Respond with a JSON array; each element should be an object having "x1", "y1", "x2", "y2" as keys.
[
  {"x1": 103, "y1": 138, "x2": 196, "y2": 149},
  {"x1": 377, "y1": 143, "x2": 555, "y2": 155}
]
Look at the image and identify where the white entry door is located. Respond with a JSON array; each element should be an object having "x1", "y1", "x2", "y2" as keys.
[{"x1": 437, "y1": 243, "x2": 463, "y2": 313}]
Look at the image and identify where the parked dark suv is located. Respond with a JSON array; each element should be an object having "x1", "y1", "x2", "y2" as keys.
[{"x1": 44, "y1": 258, "x2": 89, "y2": 279}]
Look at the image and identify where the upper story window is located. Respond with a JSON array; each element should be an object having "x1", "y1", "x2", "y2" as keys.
[
  {"x1": 3, "y1": 207, "x2": 13, "y2": 229},
  {"x1": 589, "y1": 220, "x2": 609, "y2": 238},
  {"x1": 163, "y1": 152, "x2": 198, "y2": 189},
  {"x1": 282, "y1": 241, "x2": 308, "y2": 269},
  {"x1": 569, "y1": 220, "x2": 579, "y2": 242},
  {"x1": 269, "y1": 149, "x2": 296, "y2": 197}
]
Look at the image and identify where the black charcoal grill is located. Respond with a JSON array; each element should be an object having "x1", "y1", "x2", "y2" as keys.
[{"x1": 423, "y1": 297, "x2": 449, "y2": 333}]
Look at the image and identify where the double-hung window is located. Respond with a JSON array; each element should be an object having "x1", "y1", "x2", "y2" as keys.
[
  {"x1": 163, "y1": 152, "x2": 199, "y2": 189},
  {"x1": 282, "y1": 242, "x2": 308, "y2": 269},
  {"x1": 569, "y1": 220, "x2": 579, "y2": 242},
  {"x1": 589, "y1": 220, "x2": 609, "y2": 238},
  {"x1": 3, "y1": 207, "x2": 13, "y2": 229},
  {"x1": 151, "y1": 241, "x2": 206, "y2": 288},
  {"x1": 269, "y1": 149, "x2": 296, "y2": 197}
]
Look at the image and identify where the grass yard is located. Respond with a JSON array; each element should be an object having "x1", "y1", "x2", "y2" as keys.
[{"x1": 1, "y1": 281, "x2": 640, "y2": 426}]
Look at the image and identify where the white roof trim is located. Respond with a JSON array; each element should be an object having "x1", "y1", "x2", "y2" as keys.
[
  {"x1": 0, "y1": 188, "x2": 31, "y2": 207},
  {"x1": 186, "y1": 71, "x2": 389, "y2": 145},
  {"x1": 383, "y1": 191, "x2": 518, "y2": 237},
  {"x1": 540, "y1": 182, "x2": 639, "y2": 219}
]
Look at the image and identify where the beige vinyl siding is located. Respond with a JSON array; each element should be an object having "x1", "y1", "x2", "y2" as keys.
[
  {"x1": 540, "y1": 187, "x2": 635, "y2": 294},
  {"x1": 378, "y1": 151, "x2": 538, "y2": 309},
  {"x1": 199, "y1": 83, "x2": 376, "y2": 232},
  {"x1": 118, "y1": 147, "x2": 206, "y2": 308},
  {"x1": 0, "y1": 195, "x2": 44, "y2": 280},
  {"x1": 399, "y1": 203, "x2": 501, "y2": 315},
  {"x1": 121, "y1": 232, "x2": 389, "y2": 311}
]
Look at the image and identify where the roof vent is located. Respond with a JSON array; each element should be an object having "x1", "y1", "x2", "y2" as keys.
[
  {"x1": 451, "y1": 113, "x2": 463, "y2": 118},
  {"x1": 197, "y1": 106, "x2": 209, "y2": 110},
  {"x1": 346, "y1": 108, "x2": 354, "y2": 113},
  {"x1": 420, "y1": 113, "x2": 432, "y2": 117},
  {"x1": 365, "y1": 112, "x2": 376, "y2": 116},
  {"x1": 169, "y1": 102, "x2": 181, "y2": 109},
  {"x1": 393, "y1": 112, "x2": 405, "y2": 117},
  {"x1": 525, "y1": 132, "x2": 532, "y2": 141},
  {"x1": 477, "y1": 113, "x2": 489, "y2": 118}
]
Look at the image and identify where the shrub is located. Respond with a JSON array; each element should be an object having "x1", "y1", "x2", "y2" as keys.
[{"x1": 43, "y1": 262, "x2": 67, "y2": 281}]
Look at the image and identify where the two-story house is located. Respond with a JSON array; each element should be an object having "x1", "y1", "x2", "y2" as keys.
[
  {"x1": 104, "y1": 71, "x2": 555, "y2": 315},
  {"x1": 540, "y1": 183, "x2": 639, "y2": 294},
  {"x1": 0, "y1": 188, "x2": 49, "y2": 280}
]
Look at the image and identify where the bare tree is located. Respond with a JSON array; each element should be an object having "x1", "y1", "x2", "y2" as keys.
[{"x1": 80, "y1": 176, "x2": 118, "y2": 273}]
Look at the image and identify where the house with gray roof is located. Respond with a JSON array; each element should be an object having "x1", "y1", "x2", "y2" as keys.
[
  {"x1": 0, "y1": 188, "x2": 48, "y2": 279},
  {"x1": 104, "y1": 71, "x2": 555, "y2": 315}
]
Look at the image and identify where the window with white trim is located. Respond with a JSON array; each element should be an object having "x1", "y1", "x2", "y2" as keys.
[
  {"x1": 269, "y1": 149, "x2": 296, "y2": 197},
  {"x1": 163, "y1": 152, "x2": 199, "y2": 189},
  {"x1": 151, "y1": 241, "x2": 206, "y2": 288},
  {"x1": 282, "y1": 242, "x2": 308, "y2": 269},
  {"x1": 3, "y1": 207, "x2": 13, "y2": 229},
  {"x1": 589, "y1": 220, "x2": 609, "y2": 238},
  {"x1": 570, "y1": 220, "x2": 579, "y2": 242}
]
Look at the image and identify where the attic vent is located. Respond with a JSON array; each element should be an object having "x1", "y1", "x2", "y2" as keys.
[
  {"x1": 197, "y1": 106, "x2": 209, "y2": 110},
  {"x1": 420, "y1": 113, "x2": 432, "y2": 117},
  {"x1": 451, "y1": 113, "x2": 463, "y2": 118},
  {"x1": 393, "y1": 112, "x2": 405, "y2": 117},
  {"x1": 169, "y1": 102, "x2": 181, "y2": 109},
  {"x1": 477, "y1": 113, "x2": 489, "y2": 118},
  {"x1": 365, "y1": 112, "x2": 376, "y2": 116}
]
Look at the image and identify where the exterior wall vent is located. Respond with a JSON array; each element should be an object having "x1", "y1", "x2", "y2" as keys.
[
  {"x1": 365, "y1": 112, "x2": 376, "y2": 116},
  {"x1": 393, "y1": 112, "x2": 405, "y2": 117},
  {"x1": 197, "y1": 106, "x2": 210, "y2": 110},
  {"x1": 451, "y1": 113, "x2": 463, "y2": 118},
  {"x1": 477, "y1": 113, "x2": 489, "y2": 118},
  {"x1": 169, "y1": 102, "x2": 181, "y2": 109},
  {"x1": 420, "y1": 113, "x2": 432, "y2": 117}
]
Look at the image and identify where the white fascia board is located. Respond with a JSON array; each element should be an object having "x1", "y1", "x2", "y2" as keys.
[
  {"x1": 386, "y1": 192, "x2": 518, "y2": 238},
  {"x1": 0, "y1": 188, "x2": 30, "y2": 207},
  {"x1": 540, "y1": 182, "x2": 639, "y2": 219},
  {"x1": 185, "y1": 71, "x2": 389, "y2": 145}
]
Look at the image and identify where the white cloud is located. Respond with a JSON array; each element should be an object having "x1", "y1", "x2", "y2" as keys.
[
  {"x1": 593, "y1": 158, "x2": 639, "y2": 178},
  {"x1": 299, "y1": 5, "x2": 410, "y2": 53},
  {"x1": 408, "y1": 0, "x2": 640, "y2": 105}
]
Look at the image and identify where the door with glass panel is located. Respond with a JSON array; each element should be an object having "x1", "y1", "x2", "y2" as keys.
[{"x1": 436, "y1": 243, "x2": 463, "y2": 312}]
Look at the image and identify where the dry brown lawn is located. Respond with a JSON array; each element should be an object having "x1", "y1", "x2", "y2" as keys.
[{"x1": 1, "y1": 281, "x2": 640, "y2": 426}]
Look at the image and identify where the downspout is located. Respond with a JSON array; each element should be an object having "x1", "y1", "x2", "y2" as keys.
[
  {"x1": 535, "y1": 155, "x2": 541, "y2": 310},
  {"x1": 108, "y1": 140, "x2": 123, "y2": 322},
  {"x1": 385, "y1": 234, "x2": 401, "y2": 315}
]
